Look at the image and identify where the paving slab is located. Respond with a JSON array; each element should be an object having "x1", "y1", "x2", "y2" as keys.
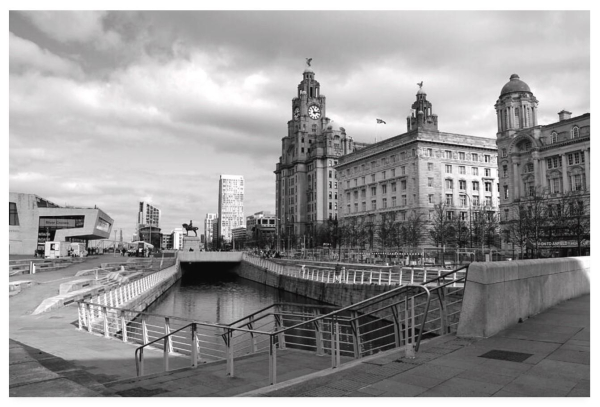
[
  {"x1": 10, "y1": 377, "x2": 102, "y2": 397},
  {"x1": 9, "y1": 257, "x2": 591, "y2": 398},
  {"x1": 547, "y1": 348, "x2": 590, "y2": 365},
  {"x1": 243, "y1": 293, "x2": 590, "y2": 398}
]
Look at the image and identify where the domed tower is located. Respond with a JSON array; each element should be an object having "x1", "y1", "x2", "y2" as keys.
[
  {"x1": 494, "y1": 74, "x2": 538, "y2": 136},
  {"x1": 407, "y1": 84, "x2": 438, "y2": 131}
]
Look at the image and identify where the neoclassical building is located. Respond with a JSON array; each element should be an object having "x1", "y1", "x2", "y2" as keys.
[
  {"x1": 337, "y1": 86, "x2": 500, "y2": 247},
  {"x1": 275, "y1": 63, "x2": 367, "y2": 249},
  {"x1": 495, "y1": 74, "x2": 590, "y2": 254}
]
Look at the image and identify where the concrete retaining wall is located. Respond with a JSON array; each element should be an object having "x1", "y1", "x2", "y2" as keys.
[
  {"x1": 235, "y1": 261, "x2": 463, "y2": 337},
  {"x1": 120, "y1": 263, "x2": 182, "y2": 314},
  {"x1": 236, "y1": 261, "x2": 393, "y2": 307},
  {"x1": 457, "y1": 257, "x2": 590, "y2": 338}
]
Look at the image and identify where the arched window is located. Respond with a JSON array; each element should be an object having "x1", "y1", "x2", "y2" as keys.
[
  {"x1": 551, "y1": 132, "x2": 558, "y2": 144},
  {"x1": 514, "y1": 108, "x2": 520, "y2": 129},
  {"x1": 571, "y1": 126, "x2": 580, "y2": 138}
]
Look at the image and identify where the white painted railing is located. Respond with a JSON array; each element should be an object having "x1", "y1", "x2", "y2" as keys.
[
  {"x1": 78, "y1": 265, "x2": 179, "y2": 330},
  {"x1": 242, "y1": 253, "x2": 465, "y2": 287}
]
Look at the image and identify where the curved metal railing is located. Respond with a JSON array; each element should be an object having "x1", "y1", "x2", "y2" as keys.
[{"x1": 76, "y1": 257, "x2": 468, "y2": 385}]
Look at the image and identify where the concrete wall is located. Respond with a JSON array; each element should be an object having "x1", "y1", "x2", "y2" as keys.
[
  {"x1": 236, "y1": 260, "x2": 395, "y2": 308},
  {"x1": 236, "y1": 260, "x2": 462, "y2": 336},
  {"x1": 457, "y1": 257, "x2": 590, "y2": 338},
  {"x1": 120, "y1": 264, "x2": 182, "y2": 314},
  {"x1": 179, "y1": 251, "x2": 243, "y2": 263}
]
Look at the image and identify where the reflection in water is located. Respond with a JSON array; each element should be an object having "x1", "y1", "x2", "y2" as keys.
[{"x1": 144, "y1": 266, "x2": 322, "y2": 324}]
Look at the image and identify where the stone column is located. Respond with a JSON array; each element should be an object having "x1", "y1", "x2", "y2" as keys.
[
  {"x1": 533, "y1": 106, "x2": 538, "y2": 126},
  {"x1": 561, "y1": 154, "x2": 569, "y2": 193},
  {"x1": 519, "y1": 103, "x2": 524, "y2": 129},
  {"x1": 532, "y1": 152, "x2": 539, "y2": 189},
  {"x1": 539, "y1": 155, "x2": 547, "y2": 190},
  {"x1": 512, "y1": 159, "x2": 520, "y2": 200},
  {"x1": 497, "y1": 111, "x2": 501, "y2": 132},
  {"x1": 583, "y1": 149, "x2": 590, "y2": 190}
]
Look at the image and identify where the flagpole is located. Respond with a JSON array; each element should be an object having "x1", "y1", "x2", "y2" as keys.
[{"x1": 375, "y1": 122, "x2": 379, "y2": 143}]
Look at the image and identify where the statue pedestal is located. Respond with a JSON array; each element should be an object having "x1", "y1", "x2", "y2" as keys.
[{"x1": 182, "y1": 236, "x2": 201, "y2": 251}]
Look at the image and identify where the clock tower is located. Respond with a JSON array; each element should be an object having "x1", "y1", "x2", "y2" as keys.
[{"x1": 275, "y1": 61, "x2": 364, "y2": 251}]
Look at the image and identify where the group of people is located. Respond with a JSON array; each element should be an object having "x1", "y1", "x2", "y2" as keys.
[{"x1": 255, "y1": 249, "x2": 281, "y2": 259}]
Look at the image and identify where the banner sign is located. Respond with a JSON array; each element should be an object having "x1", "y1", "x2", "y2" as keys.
[{"x1": 537, "y1": 240, "x2": 589, "y2": 248}]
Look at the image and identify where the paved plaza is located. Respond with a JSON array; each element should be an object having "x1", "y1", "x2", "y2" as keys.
[
  {"x1": 8, "y1": 256, "x2": 590, "y2": 397},
  {"x1": 244, "y1": 293, "x2": 590, "y2": 397}
]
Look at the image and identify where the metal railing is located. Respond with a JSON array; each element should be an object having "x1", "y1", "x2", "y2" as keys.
[
  {"x1": 110, "y1": 264, "x2": 468, "y2": 383},
  {"x1": 243, "y1": 253, "x2": 465, "y2": 287},
  {"x1": 77, "y1": 265, "x2": 179, "y2": 331}
]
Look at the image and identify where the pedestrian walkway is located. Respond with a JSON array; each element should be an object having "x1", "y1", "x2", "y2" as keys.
[
  {"x1": 9, "y1": 339, "x2": 113, "y2": 397},
  {"x1": 242, "y1": 294, "x2": 590, "y2": 397},
  {"x1": 9, "y1": 255, "x2": 164, "y2": 383},
  {"x1": 9, "y1": 255, "x2": 590, "y2": 397}
]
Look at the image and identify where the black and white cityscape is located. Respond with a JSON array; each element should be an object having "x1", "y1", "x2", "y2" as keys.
[{"x1": 8, "y1": 9, "x2": 591, "y2": 399}]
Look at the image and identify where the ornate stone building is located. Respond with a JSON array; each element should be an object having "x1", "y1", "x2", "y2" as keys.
[
  {"x1": 337, "y1": 85, "x2": 500, "y2": 248},
  {"x1": 495, "y1": 74, "x2": 590, "y2": 255},
  {"x1": 275, "y1": 63, "x2": 367, "y2": 249}
]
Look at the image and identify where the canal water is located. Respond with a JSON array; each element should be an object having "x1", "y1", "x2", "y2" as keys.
[
  {"x1": 137, "y1": 264, "x2": 409, "y2": 360},
  {"x1": 144, "y1": 264, "x2": 324, "y2": 324}
]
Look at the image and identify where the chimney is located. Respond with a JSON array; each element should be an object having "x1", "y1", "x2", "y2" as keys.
[{"x1": 558, "y1": 110, "x2": 572, "y2": 121}]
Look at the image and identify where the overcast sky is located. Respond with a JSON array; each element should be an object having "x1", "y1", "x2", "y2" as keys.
[{"x1": 8, "y1": 10, "x2": 590, "y2": 241}]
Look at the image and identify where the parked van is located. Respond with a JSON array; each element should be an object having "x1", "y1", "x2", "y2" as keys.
[{"x1": 44, "y1": 241, "x2": 69, "y2": 259}]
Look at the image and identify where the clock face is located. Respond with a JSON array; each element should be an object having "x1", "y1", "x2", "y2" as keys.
[
  {"x1": 308, "y1": 105, "x2": 321, "y2": 120},
  {"x1": 293, "y1": 107, "x2": 300, "y2": 120}
]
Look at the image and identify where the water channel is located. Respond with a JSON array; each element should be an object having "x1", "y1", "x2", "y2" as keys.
[{"x1": 144, "y1": 264, "x2": 325, "y2": 324}]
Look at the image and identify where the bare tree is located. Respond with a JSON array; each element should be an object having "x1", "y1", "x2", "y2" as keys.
[
  {"x1": 502, "y1": 202, "x2": 530, "y2": 258},
  {"x1": 561, "y1": 191, "x2": 590, "y2": 255},
  {"x1": 450, "y1": 215, "x2": 470, "y2": 248},
  {"x1": 429, "y1": 203, "x2": 453, "y2": 248},
  {"x1": 404, "y1": 210, "x2": 425, "y2": 248},
  {"x1": 377, "y1": 212, "x2": 396, "y2": 251}
]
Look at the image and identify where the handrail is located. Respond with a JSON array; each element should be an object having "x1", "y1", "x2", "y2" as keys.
[
  {"x1": 84, "y1": 301, "x2": 272, "y2": 336},
  {"x1": 274, "y1": 283, "x2": 430, "y2": 336},
  {"x1": 227, "y1": 302, "x2": 342, "y2": 328},
  {"x1": 80, "y1": 259, "x2": 469, "y2": 382},
  {"x1": 135, "y1": 322, "x2": 194, "y2": 375}
]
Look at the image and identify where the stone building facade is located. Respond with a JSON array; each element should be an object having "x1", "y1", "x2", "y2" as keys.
[
  {"x1": 336, "y1": 87, "x2": 499, "y2": 248},
  {"x1": 275, "y1": 64, "x2": 367, "y2": 249},
  {"x1": 495, "y1": 74, "x2": 590, "y2": 255}
]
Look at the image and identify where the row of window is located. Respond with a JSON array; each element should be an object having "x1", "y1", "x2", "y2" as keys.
[
  {"x1": 445, "y1": 165, "x2": 492, "y2": 177},
  {"x1": 550, "y1": 126, "x2": 581, "y2": 143},
  {"x1": 445, "y1": 180, "x2": 495, "y2": 192},
  {"x1": 347, "y1": 195, "x2": 412, "y2": 213},
  {"x1": 344, "y1": 151, "x2": 493, "y2": 178},
  {"x1": 444, "y1": 194, "x2": 493, "y2": 207}
]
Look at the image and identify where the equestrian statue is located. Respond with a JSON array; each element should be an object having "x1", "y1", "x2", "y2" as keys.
[{"x1": 182, "y1": 220, "x2": 198, "y2": 237}]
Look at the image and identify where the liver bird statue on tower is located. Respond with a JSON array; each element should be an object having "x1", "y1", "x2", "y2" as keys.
[{"x1": 306, "y1": 57, "x2": 312, "y2": 67}]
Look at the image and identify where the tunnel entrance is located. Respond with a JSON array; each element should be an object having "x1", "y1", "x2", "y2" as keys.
[{"x1": 179, "y1": 261, "x2": 240, "y2": 284}]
